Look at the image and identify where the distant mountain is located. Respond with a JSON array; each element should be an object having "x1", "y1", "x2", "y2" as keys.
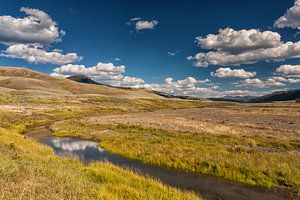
[
  {"x1": 249, "y1": 89, "x2": 300, "y2": 103},
  {"x1": 149, "y1": 90, "x2": 205, "y2": 100},
  {"x1": 67, "y1": 75, "x2": 100, "y2": 85},
  {"x1": 67, "y1": 75, "x2": 139, "y2": 90},
  {"x1": 209, "y1": 89, "x2": 300, "y2": 103},
  {"x1": 208, "y1": 95, "x2": 256, "y2": 102}
]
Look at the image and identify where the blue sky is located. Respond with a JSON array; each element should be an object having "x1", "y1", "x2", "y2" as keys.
[{"x1": 0, "y1": 0, "x2": 299, "y2": 97}]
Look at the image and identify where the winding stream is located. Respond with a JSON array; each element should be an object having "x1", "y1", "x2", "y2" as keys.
[{"x1": 28, "y1": 126, "x2": 292, "y2": 200}]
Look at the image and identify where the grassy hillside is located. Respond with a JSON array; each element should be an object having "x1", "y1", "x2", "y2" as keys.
[
  {"x1": 250, "y1": 89, "x2": 300, "y2": 103},
  {"x1": 0, "y1": 66, "x2": 163, "y2": 98}
]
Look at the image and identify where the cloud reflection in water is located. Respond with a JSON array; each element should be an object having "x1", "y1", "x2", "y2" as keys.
[{"x1": 50, "y1": 138, "x2": 104, "y2": 152}]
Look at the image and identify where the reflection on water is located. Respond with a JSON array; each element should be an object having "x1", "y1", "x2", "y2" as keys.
[
  {"x1": 45, "y1": 137, "x2": 104, "y2": 163},
  {"x1": 51, "y1": 138, "x2": 103, "y2": 152}
]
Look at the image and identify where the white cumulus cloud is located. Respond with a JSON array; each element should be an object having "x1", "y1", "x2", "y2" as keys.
[
  {"x1": 188, "y1": 28, "x2": 300, "y2": 67},
  {"x1": 135, "y1": 20, "x2": 158, "y2": 31},
  {"x1": 1, "y1": 44, "x2": 82, "y2": 65},
  {"x1": 276, "y1": 64, "x2": 300, "y2": 78},
  {"x1": 288, "y1": 78, "x2": 300, "y2": 83},
  {"x1": 146, "y1": 77, "x2": 215, "y2": 97},
  {"x1": 237, "y1": 78, "x2": 287, "y2": 88},
  {"x1": 197, "y1": 28, "x2": 281, "y2": 54},
  {"x1": 51, "y1": 63, "x2": 144, "y2": 87},
  {"x1": 211, "y1": 67, "x2": 256, "y2": 78},
  {"x1": 274, "y1": 0, "x2": 300, "y2": 29},
  {"x1": 127, "y1": 18, "x2": 158, "y2": 31},
  {"x1": 234, "y1": 66, "x2": 300, "y2": 88},
  {"x1": 0, "y1": 7, "x2": 63, "y2": 44},
  {"x1": 0, "y1": 7, "x2": 82, "y2": 65}
]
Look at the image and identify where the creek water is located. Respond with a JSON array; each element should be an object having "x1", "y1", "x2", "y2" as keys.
[{"x1": 28, "y1": 127, "x2": 292, "y2": 200}]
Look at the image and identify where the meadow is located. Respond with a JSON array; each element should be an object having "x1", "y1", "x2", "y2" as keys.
[
  {"x1": 0, "y1": 91, "x2": 299, "y2": 199},
  {"x1": 52, "y1": 120, "x2": 300, "y2": 193},
  {"x1": 51, "y1": 102, "x2": 300, "y2": 197},
  {"x1": 0, "y1": 92, "x2": 211, "y2": 200}
]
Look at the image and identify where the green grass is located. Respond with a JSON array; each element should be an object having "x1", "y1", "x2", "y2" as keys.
[
  {"x1": 0, "y1": 127, "x2": 200, "y2": 200},
  {"x1": 52, "y1": 120, "x2": 300, "y2": 195}
]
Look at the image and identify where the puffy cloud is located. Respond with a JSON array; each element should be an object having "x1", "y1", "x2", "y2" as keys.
[
  {"x1": 122, "y1": 76, "x2": 145, "y2": 87},
  {"x1": 288, "y1": 78, "x2": 300, "y2": 83},
  {"x1": 211, "y1": 67, "x2": 256, "y2": 78},
  {"x1": 51, "y1": 63, "x2": 125, "y2": 80},
  {"x1": 135, "y1": 20, "x2": 158, "y2": 31},
  {"x1": 265, "y1": 77, "x2": 289, "y2": 86},
  {"x1": 268, "y1": 76, "x2": 300, "y2": 84},
  {"x1": 0, "y1": 7, "x2": 63, "y2": 44},
  {"x1": 270, "y1": 76, "x2": 288, "y2": 82},
  {"x1": 276, "y1": 64, "x2": 300, "y2": 78},
  {"x1": 0, "y1": 7, "x2": 82, "y2": 65},
  {"x1": 146, "y1": 77, "x2": 215, "y2": 97},
  {"x1": 166, "y1": 77, "x2": 197, "y2": 87},
  {"x1": 198, "y1": 78, "x2": 211, "y2": 84},
  {"x1": 274, "y1": 0, "x2": 300, "y2": 29},
  {"x1": 148, "y1": 78, "x2": 266, "y2": 98},
  {"x1": 197, "y1": 28, "x2": 281, "y2": 54},
  {"x1": 189, "y1": 28, "x2": 300, "y2": 67},
  {"x1": 127, "y1": 18, "x2": 158, "y2": 31},
  {"x1": 1, "y1": 44, "x2": 82, "y2": 65},
  {"x1": 237, "y1": 72, "x2": 300, "y2": 88},
  {"x1": 238, "y1": 78, "x2": 265, "y2": 88},
  {"x1": 51, "y1": 62, "x2": 144, "y2": 87},
  {"x1": 237, "y1": 78, "x2": 286, "y2": 88},
  {"x1": 165, "y1": 77, "x2": 210, "y2": 87}
]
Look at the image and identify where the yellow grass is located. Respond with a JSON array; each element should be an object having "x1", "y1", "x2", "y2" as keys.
[{"x1": 0, "y1": 127, "x2": 200, "y2": 200}]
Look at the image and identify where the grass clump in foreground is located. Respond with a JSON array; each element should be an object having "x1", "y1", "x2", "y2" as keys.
[
  {"x1": 0, "y1": 128, "x2": 200, "y2": 200},
  {"x1": 52, "y1": 121, "x2": 300, "y2": 195}
]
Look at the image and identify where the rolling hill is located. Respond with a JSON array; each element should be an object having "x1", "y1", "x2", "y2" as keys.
[
  {"x1": 208, "y1": 96, "x2": 257, "y2": 102},
  {"x1": 67, "y1": 75, "x2": 103, "y2": 85},
  {"x1": 67, "y1": 75, "x2": 206, "y2": 100},
  {"x1": 249, "y1": 89, "x2": 300, "y2": 103},
  {"x1": 209, "y1": 90, "x2": 300, "y2": 103},
  {"x1": 0, "y1": 66, "x2": 163, "y2": 98}
]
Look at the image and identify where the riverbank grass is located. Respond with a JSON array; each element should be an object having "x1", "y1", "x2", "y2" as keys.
[
  {"x1": 52, "y1": 120, "x2": 300, "y2": 195},
  {"x1": 0, "y1": 127, "x2": 200, "y2": 200}
]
